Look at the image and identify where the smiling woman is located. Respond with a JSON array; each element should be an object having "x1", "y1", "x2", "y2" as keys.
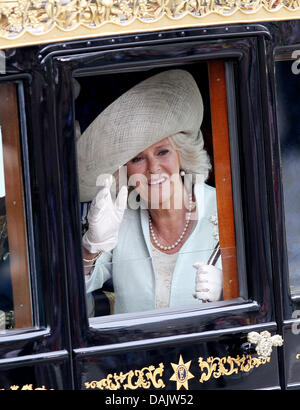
[
  {"x1": 126, "y1": 138, "x2": 194, "y2": 253},
  {"x1": 126, "y1": 139, "x2": 183, "y2": 215},
  {"x1": 75, "y1": 67, "x2": 232, "y2": 317}
]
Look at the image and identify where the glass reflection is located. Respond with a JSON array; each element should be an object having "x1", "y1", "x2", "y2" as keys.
[
  {"x1": 276, "y1": 59, "x2": 300, "y2": 293},
  {"x1": 85, "y1": 247, "x2": 223, "y2": 317},
  {"x1": 75, "y1": 68, "x2": 228, "y2": 317}
]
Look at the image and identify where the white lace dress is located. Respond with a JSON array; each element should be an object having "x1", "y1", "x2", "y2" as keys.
[{"x1": 151, "y1": 246, "x2": 179, "y2": 309}]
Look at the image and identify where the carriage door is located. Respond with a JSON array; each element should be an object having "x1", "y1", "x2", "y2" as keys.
[
  {"x1": 48, "y1": 25, "x2": 284, "y2": 390},
  {"x1": 0, "y1": 60, "x2": 74, "y2": 389},
  {"x1": 272, "y1": 47, "x2": 300, "y2": 390}
]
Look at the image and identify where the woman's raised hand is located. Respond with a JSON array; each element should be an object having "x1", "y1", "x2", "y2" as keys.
[
  {"x1": 193, "y1": 262, "x2": 223, "y2": 302},
  {"x1": 82, "y1": 176, "x2": 128, "y2": 253}
]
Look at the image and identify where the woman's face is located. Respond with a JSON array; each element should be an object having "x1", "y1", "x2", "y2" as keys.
[{"x1": 126, "y1": 138, "x2": 183, "y2": 208}]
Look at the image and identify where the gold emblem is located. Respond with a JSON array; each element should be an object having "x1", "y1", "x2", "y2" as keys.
[{"x1": 170, "y1": 355, "x2": 194, "y2": 390}]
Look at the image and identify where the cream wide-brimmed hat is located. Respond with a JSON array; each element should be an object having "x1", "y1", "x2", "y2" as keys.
[{"x1": 77, "y1": 69, "x2": 204, "y2": 202}]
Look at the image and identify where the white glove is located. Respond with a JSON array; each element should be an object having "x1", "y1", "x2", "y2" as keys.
[
  {"x1": 193, "y1": 262, "x2": 223, "y2": 302},
  {"x1": 82, "y1": 177, "x2": 128, "y2": 253}
]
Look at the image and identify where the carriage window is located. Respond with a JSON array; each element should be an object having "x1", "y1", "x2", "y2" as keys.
[
  {"x1": 75, "y1": 61, "x2": 242, "y2": 319},
  {"x1": 275, "y1": 57, "x2": 300, "y2": 295},
  {"x1": 0, "y1": 83, "x2": 32, "y2": 330}
]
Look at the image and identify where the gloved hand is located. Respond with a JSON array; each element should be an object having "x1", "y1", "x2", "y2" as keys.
[
  {"x1": 82, "y1": 176, "x2": 128, "y2": 253},
  {"x1": 193, "y1": 262, "x2": 223, "y2": 302}
]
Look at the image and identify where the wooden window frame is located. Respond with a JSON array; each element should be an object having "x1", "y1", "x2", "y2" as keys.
[
  {"x1": 0, "y1": 82, "x2": 32, "y2": 328},
  {"x1": 208, "y1": 60, "x2": 239, "y2": 300}
]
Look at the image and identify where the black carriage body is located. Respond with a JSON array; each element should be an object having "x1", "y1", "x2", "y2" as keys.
[{"x1": 0, "y1": 20, "x2": 300, "y2": 391}]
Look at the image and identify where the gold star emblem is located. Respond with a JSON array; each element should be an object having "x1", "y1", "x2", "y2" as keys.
[{"x1": 170, "y1": 355, "x2": 194, "y2": 390}]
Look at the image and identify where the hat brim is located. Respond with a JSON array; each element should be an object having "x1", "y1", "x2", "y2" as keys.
[{"x1": 76, "y1": 69, "x2": 203, "y2": 202}]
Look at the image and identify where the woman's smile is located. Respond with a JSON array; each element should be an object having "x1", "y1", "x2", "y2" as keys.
[
  {"x1": 147, "y1": 176, "x2": 168, "y2": 186},
  {"x1": 126, "y1": 138, "x2": 182, "y2": 208}
]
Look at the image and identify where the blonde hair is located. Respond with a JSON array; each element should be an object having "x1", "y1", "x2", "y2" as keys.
[{"x1": 169, "y1": 132, "x2": 211, "y2": 182}]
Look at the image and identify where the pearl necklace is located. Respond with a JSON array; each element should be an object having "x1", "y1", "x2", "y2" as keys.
[{"x1": 149, "y1": 194, "x2": 193, "y2": 251}]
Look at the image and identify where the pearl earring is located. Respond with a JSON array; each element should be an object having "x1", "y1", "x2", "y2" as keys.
[{"x1": 180, "y1": 170, "x2": 185, "y2": 176}]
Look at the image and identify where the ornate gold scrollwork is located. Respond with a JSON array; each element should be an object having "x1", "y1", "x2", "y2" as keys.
[
  {"x1": 198, "y1": 354, "x2": 270, "y2": 383},
  {"x1": 0, "y1": 384, "x2": 53, "y2": 390},
  {"x1": 84, "y1": 362, "x2": 165, "y2": 390},
  {"x1": 0, "y1": 0, "x2": 300, "y2": 40},
  {"x1": 85, "y1": 352, "x2": 273, "y2": 390}
]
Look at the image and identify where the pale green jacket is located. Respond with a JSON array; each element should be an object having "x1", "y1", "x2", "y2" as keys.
[{"x1": 85, "y1": 183, "x2": 221, "y2": 314}]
